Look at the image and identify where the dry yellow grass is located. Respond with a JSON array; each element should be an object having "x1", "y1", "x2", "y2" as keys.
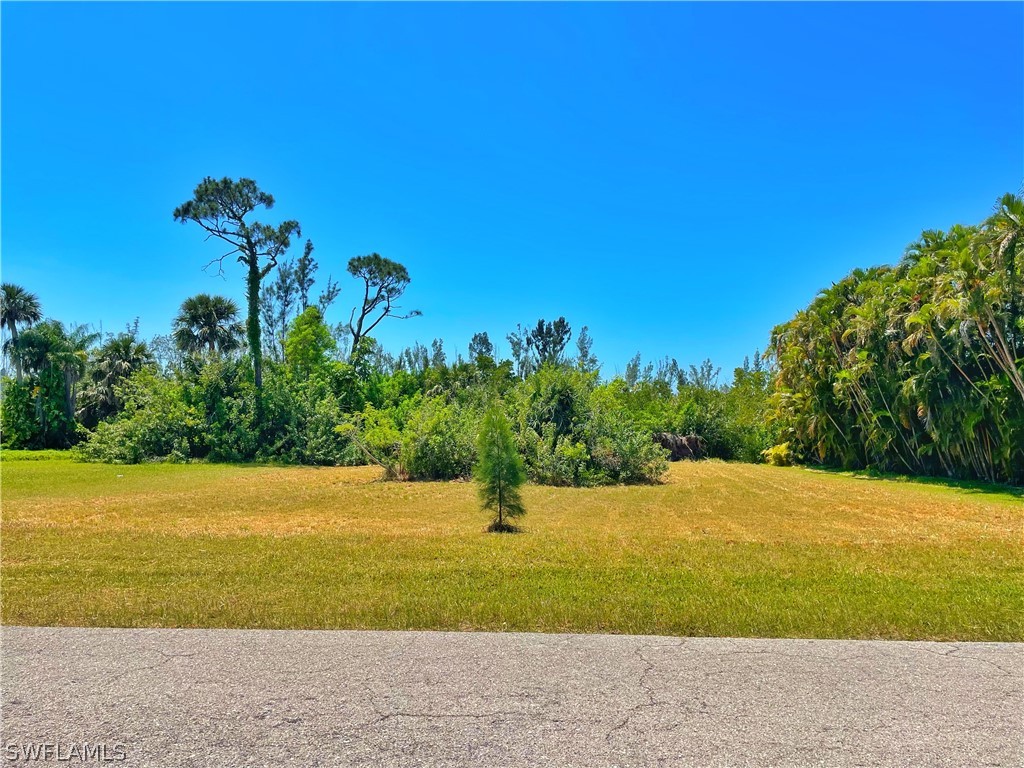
[
  {"x1": 6, "y1": 459, "x2": 1018, "y2": 544},
  {"x1": 2, "y1": 454, "x2": 1021, "y2": 639}
]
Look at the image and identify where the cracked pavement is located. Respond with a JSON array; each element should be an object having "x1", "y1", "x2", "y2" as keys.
[{"x1": 2, "y1": 627, "x2": 1021, "y2": 767}]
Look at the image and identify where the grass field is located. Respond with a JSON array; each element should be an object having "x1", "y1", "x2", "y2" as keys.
[{"x1": 1, "y1": 451, "x2": 1021, "y2": 640}]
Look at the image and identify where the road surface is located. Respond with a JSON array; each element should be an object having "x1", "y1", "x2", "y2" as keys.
[{"x1": 2, "y1": 627, "x2": 1021, "y2": 766}]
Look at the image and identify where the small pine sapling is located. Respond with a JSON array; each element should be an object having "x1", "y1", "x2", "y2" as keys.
[{"x1": 474, "y1": 404, "x2": 527, "y2": 533}]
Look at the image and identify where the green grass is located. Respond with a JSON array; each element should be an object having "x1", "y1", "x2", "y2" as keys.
[
  {"x1": 2, "y1": 454, "x2": 1021, "y2": 640},
  {"x1": 1, "y1": 448, "x2": 75, "y2": 462}
]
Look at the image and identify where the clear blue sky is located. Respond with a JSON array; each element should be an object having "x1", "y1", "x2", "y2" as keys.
[{"x1": 2, "y1": 2, "x2": 1021, "y2": 376}]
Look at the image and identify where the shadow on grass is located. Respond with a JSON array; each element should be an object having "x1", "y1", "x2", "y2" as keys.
[
  {"x1": 486, "y1": 521, "x2": 524, "y2": 534},
  {"x1": 809, "y1": 466, "x2": 1023, "y2": 499}
]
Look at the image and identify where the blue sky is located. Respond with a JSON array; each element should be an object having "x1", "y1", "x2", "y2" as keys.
[{"x1": 2, "y1": 2, "x2": 1021, "y2": 376}]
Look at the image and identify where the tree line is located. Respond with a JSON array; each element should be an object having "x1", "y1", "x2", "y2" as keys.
[
  {"x1": 769, "y1": 193, "x2": 1023, "y2": 485},
  {"x1": 1, "y1": 178, "x2": 1020, "y2": 486}
]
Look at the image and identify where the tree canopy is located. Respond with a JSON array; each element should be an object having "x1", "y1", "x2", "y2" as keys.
[
  {"x1": 174, "y1": 177, "x2": 301, "y2": 389},
  {"x1": 346, "y1": 253, "x2": 421, "y2": 358},
  {"x1": 173, "y1": 294, "x2": 245, "y2": 356},
  {"x1": 770, "y1": 194, "x2": 1024, "y2": 485}
]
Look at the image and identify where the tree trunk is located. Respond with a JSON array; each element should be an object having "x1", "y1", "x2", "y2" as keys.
[
  {"x1": 64, "y1": 370, "x2": 76, "y2": 419},
  {"x1": 246, "y1": 262, "x2": 263, "y2": 389},
  {"x1": 348, "y1": 283, "x2": 371, "y2": 362},
  {"x1": 8, "y1": 319, "x2": 21, "y2": 382}
]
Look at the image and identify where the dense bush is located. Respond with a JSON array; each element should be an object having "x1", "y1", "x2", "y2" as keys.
[
  {"x1": 521, "y1": 422, "x2": 594, "y2": 486},
  {"x1": 400, "y1": 397, "x2": 478, "y2": 480},
  {"x1": 63, "y1": 344, "x2": 773, "y2": 483},
  {"x1": 1, "y1": 379, "x2": 42, "y2": 448},
  {"x1": 74, "y1": 359, "x2": 356, "y2": 466},
  {"x1": 503, "y1": 366, "x2": 671, "y2": 486},
  {"x1": 1, "y1": 369, "x2": 84, "y2": 449},
  {"x1": 181, "y1": 358, "x2": 259, "y2": 462},
  {"x1": 8, "y1": 273, "x2": 774, "y2": 483},
  {"x1": 770, "y1": 196, "x2": 1024, "y2": 485},
  {"x1": 587, "y1": 404, "x2": 669, "y2": 485},
  {"x1": 762, "y1": 442, "x2": 794, "y2": 467},
  {"x1": 76, "y1": 370, "x2": 200, "y2": 463}
]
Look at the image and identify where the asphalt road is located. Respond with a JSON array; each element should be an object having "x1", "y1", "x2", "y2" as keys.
[{"x1": 2, "y1": 627, "x2": 1021, "y2": 767}]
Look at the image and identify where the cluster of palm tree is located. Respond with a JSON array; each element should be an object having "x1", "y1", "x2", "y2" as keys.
[
  {"x1": 1, "y1": 284, "x2": 105, "y2": 445},
  {"x1": 1, "y1": 285, "x2": 250, "y2": 447},
  {"x1": 77, "y1": 332, "x2": 156, "y2": 428},
  {"x1": 770, "y1": 193, "x2": 1024, "y2": 485}
]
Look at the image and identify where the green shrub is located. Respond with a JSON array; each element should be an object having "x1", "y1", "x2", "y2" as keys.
[
  {"x1": 524, "y1": 423, "x2": 595, "y2": 486},
  {"x1": 337, "y1": 402, "x2": 407, "y2": 477},
  {"x1": 762, "y1": 442, "x2": 795, "y2": 467},
  {"x1": 400, "y1": 397, "x2": 477, "y2": 480},
  {"x1": 1, "y1": 370, "x2": 81, "y2": 449},
  {"x1": 289, "y1": 378, "x2": 349, "y2": 465},
  {"x1": 1, "y1": 379, "x2": 41, "y2": 448},
  {"x1": 182, "y1": 358, "x2": 259, "y2": 462},
  {"x1": 76, "y1": 370, "x2": 201, "y2": 463},
  {"x1": 588, "y1": 408, "x2": 668, "y2": 484},
  {"x1": 516, "y1": 365, "x2": 596, "y2": 443},
  {"x1": 0, "y1": 448, "x2": 70, "y2": 461}
]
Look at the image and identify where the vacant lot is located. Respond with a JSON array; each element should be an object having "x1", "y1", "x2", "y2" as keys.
[{"x1": 2, "y1": 453, "x2": 1021, "y2": 640}]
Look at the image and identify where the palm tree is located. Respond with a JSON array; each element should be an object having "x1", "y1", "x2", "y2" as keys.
[
  {"x1": 79, "y1": 334, "x2": 155, "y2": 426},
  {"x1": 16, "y1": 321, "x2": 99, "y2": 409},
  {"x1": 986, "y1": 192, "x2": 1024, "y2": 278},
  {"x1": 0, "y1": 283, "x2": 43, "y2": 381},
  {"x1": 93, "y1": 334, "x2": 153, "y2": 390},
  {"x1": 11, "y1": 320, "x2": 98, "y2": 445},
  {"x1": 13, "y1": 322, "x2": 60, "y2": 378},
  {"x1": 62, "y1": 325, "x2": 101, "y2": 415},
  {"x1": 172, "y1": 294, "x2": 245, "y2": 356},
  {"x1": 984, "y1": 192, "x2": 1024, "y2": 356}
]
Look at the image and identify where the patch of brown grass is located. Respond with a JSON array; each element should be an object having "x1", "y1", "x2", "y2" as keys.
[{"x1": 5, "y1": 461, "x2": 1018, "y2": 545}]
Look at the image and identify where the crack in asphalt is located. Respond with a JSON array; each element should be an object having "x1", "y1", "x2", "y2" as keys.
[
  {"x1": 605, "y1": 641, "x2": 687, "y2": 743},
  {"x1": 105, "y1": 649, "x2": 199, "y2": 684},
  {"x1": 370, "y1": 710, "x2": 531, "y2": 724},
  {"x1": 702, "y1": 648, "x2": 872, "y2": 665},
  {"x1": 913, "y1": 644, "x2": 1021, "y2": 678}
]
